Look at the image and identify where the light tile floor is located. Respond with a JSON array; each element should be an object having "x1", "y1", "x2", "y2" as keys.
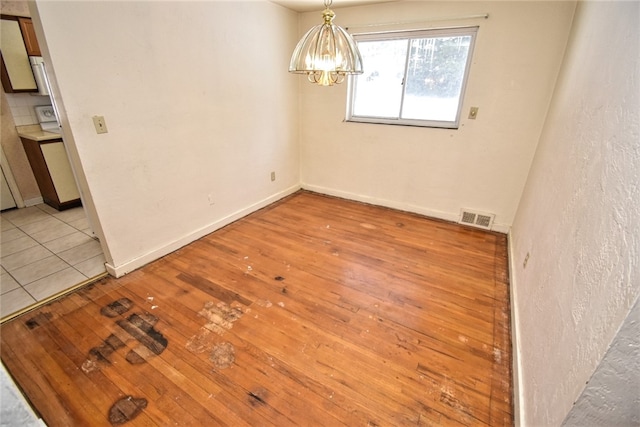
[{"x1": 0, "y1": 204, "x2": 106, "y2": 319}]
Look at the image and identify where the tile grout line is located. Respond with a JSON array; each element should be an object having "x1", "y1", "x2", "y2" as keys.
[
  {"x1": 0, "y1": 271, "x2": 109, "y2": 324},
  {"x1": 1, "y1": 205, "x2": 106, "y2": 318}
]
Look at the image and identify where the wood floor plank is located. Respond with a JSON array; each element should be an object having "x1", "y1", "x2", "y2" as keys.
[
  {"x1": 1, "y1": 191, "x2": 512, "y2": 426},
  {"x1": 88, "y1": 277, "x2": 257, "y2": 427}
]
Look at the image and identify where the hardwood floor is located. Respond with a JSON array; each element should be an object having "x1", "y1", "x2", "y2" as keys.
[{"x1": 0, "y1": 191, "x2": 513, "y2": 426}]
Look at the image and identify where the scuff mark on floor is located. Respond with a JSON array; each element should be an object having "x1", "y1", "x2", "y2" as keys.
[
  {"x1": 247, "y1": 387, "x2": 268, "y2": 407},
  {"x1": 145, "y1": 296, "x2": 158, "y2": 310},
  {"x1": 24, "y1": 312, "x2": 53, "y2": 329},
  {"x1": 108, "y1": 395, "x2": 148, "y2": 425},
  {"x1": 254, "y1": 299, "x2": 273, "y2": 308},
  {"x1": 83, "y1": 300, "x2": 168, "y2": 373},
  {"x1": 439, "y1": 384, "x2": 474, "y2": 424},
  {"x1": 493, "y1": 347, "x2": 502, "y2": 363},
  {"x1": 185, "y1": 330, "x2": 212, "y2": 354},
  {"x1": 100, "y1": 298, "x2": 133, "y2": 318},
  {"x1": 209, "y1": 342, "x2": 235, "y2": 369},
  {"x1": 199, "y1": 301, "x2": 243, "y2": 335},
  {"x1": 81, "y1": 359, "x2": 98, "y2": 373},
  {"x1": 186, "y1": 302, "x2": 244, "y2": 354}
]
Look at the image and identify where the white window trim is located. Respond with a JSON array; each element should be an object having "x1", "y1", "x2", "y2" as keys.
[{"x1": 346, "y1": 26, "x2": 478, "y2": 129}]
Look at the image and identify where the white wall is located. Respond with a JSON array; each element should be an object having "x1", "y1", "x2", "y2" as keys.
[
  {"x1": 31, "y1": 1, "x2": 300, "y2": 275},
  {"x1": 299, "y1": 1, "x2": 576, "y2": 232},
  {"x1": 510, "y1": 1, "x2": 640, "y2": 425},
  {"x1": 8, "y1": 1, "x2": 638, "y2": 424}
]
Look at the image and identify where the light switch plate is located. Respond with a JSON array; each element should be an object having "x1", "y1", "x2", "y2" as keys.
[
  {"x1": 468, "y1": 107, "x2": 479, "y2": 120},
  {"x1": 92, "y1": 116, "x2": 108, "y2": 134}
]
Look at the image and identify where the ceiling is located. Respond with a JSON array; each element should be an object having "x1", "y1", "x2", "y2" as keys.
[{"x1": 271, "y1": 0, "x2": 399, "y2": 13}]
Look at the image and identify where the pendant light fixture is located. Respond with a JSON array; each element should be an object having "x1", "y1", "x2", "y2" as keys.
[{"x1": 289, "y1": 0, "x2": 363, "y2": 86}]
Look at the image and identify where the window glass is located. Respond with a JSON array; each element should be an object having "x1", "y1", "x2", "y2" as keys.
[
  {"x1": 348, "y1": 27, "x2": 478, "y2": 129},
  {"x1": 352, "y1": 39, "x2": 407, "y2": 118}
]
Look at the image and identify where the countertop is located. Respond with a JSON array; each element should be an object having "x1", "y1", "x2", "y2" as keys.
[{"x1": 16, "y1": 124, "x2": 63, "y2": 142}]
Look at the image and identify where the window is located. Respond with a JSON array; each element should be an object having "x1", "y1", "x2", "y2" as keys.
[{"x1": 347, "y1": 27, "x2": 478, "y2": 129}]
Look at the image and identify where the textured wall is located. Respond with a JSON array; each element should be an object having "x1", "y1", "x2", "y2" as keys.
[
  {"x1": 510, "y1": 1, "x2": 640, "y2": 425},
  {"x1": 562, "y1": 299, "x2": 640, "y2": 426}
]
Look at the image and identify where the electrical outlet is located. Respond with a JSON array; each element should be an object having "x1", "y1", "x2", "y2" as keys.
[
  {"x1": 270, "y1": 171, "x2": 276, "y2": 182},
  {"x1": 468, "y1": 107, "x2": 479, "y2": 120},
  {"x1": 523, "y1": 252, "x2": 530, "y2": 268},
  {"x1": 92, "y1": 116, "x2": 108, "y2": 134}
]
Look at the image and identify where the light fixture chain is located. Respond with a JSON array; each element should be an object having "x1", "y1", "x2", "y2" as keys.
[{"x1": 323, "y1": 0, "x2": 332, "y2": 9}]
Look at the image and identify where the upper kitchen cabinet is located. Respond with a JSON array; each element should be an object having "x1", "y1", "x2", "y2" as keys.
[
  {"x1": 0, "y1": 16, "x2": 37, "y2": 92},
  {"x1": 18, "y1": 17, "x2": 41, "y2": 56}
]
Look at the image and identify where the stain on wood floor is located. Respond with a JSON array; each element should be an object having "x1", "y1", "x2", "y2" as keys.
[{"x1": 0, "y1": 191, "x2": 513, "y2": 426}]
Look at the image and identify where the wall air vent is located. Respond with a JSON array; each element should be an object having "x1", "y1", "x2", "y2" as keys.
[{"x1": 459, "y1": 209, "x2": 495, "y2": 230}]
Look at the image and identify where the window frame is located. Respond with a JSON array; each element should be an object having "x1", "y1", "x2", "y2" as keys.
[{"x1": 346, "y1": 26, "x2": 478, "y2": 129}]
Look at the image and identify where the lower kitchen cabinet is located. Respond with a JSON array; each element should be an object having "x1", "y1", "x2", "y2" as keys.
[{"x1": 20, "y1": 137, "x2": 81, "y2": 210}]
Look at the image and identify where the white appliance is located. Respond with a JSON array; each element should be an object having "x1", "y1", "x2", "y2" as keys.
[
  {"x1": 29, "y1": 56, "x2": 50, "y2": 96},
  {"x1": 35, "y1": 105, "x2": 61, "y2": 134},
  {"x1": 30, "y1": 57, "x2": 63, "y2": 134}
]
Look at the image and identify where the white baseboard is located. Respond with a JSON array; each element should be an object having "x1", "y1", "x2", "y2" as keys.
[
  {"x1": 507, "y1": 230, "x2": 524, "y2": 426},
  {"x1": 105, "y1": 185, "x2": 301, "y2": 278},
  {"x1": 303, "y1": 183, "x2": 519, "y2": 418},
  {"x1": 302, "y1": 183, "x2": 511, "y2": 233},
  {"x1": 23, "y1": 197, "x2": 44, "y2": 207}
]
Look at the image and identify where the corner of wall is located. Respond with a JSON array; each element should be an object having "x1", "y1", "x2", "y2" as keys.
[
  {"x1": 507, "y1": 229, "x2": 525, "y2": 427},
  {"x1": 105, "y1": 184, "x2": 301, "y2": 278}
]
